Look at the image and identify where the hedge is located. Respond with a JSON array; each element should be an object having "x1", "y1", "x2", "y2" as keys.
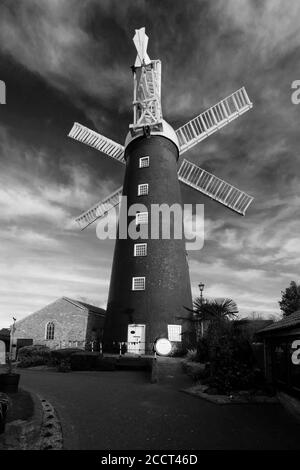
[
  {"x1": 50, "y1": 348, "x2": 85, "y2": 372},
  {"x1": 18, "y1": 345, "x2": 51, "y2": 368},
  {"x1": 70, "y1": 352, "x2": 115, "y2": 371}
]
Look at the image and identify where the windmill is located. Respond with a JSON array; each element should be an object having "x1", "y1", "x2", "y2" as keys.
[{"x1": 68, "y1": 27, "x2": 253, "y2": 355}]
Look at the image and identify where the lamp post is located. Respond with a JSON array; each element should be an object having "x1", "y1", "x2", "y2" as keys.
[
  {"x1": 198, "y1": 283, "x2": 205, "y2": 339},
  {"x1": 9, "y1": 317, "x2": 16, "y2": 367}
]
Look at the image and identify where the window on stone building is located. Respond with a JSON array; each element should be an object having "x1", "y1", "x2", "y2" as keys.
[{"x1": 45, "y1": 321, "x2": 55, "y2": 340}]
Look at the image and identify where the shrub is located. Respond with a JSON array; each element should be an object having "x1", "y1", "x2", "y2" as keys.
[
  {"x1": 203, "y1": 363, "x2": 264, "y2": 394},
  {"x1": 204, "y1": 324, "x2": 263, "y2": 394},
  {"x1": 0, "y1": 393, "x2": 10, "y2": 434},
  {"x1": 49, "y1": 348, "x2": 84, "y2": 372},
  {"x1": 182, "y1": 360, "x2": 209, "y2": 381},
  {"x1": 57, "y1": 360, "x2": 71, "y2": 373},
  {"x1": 70, "y1": 352, "x2": 115, "y2": 371},
  {"x1": 196, "y1": 338, "x2": 209, "y2": 362},
  {"x1": 185, "y1": 348, "x2": 198, "y2": 362},
  {"x1": 18, "y1": 345, "x2": 51, "y2": 368},
  {"x1": 170, "y1": 343, "x2": 186, "y2": 357}
]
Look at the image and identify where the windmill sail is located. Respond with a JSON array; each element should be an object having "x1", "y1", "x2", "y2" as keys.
[
  {"x1": 178, "y1": 159, "x2": 253, "y2": 215},
  {"x1": 69, "y1": 123, "x2": 125, "y2": 164},
  {"x1": 75, "y1": 186, "x2": 123, "y2": 230},
  {"x1": 176, "y1": 87, "x2": 253, "y2": 155}
]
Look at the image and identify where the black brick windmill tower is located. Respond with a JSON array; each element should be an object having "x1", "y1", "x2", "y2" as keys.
[{"x1": 68, "y1": 27, "x2": 254, "y2": 354}]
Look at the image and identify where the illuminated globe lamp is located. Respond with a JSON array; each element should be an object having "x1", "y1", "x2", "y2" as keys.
[{"x1": 154, "y1": 338, "x2": 172, "y2": 356}]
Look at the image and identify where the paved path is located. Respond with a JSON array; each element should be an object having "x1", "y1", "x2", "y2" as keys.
[{"x1": 20, "y1": 369, "x2": 300, "y2": 450}]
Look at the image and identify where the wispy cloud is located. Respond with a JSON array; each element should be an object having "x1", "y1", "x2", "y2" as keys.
[{"x1": 0, "y1": 2, "x2": 124, "y2": 91}]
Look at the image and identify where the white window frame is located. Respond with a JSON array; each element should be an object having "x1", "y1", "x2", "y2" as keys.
[
  {"x1": 136, "y1": 211, "x2": 148, "y2": 225},
  {"x1": 132, "y1": 277, "x2": 146, "y2": 291},
  {"x1": 168, "y1": 324, "x2": 182, "y2": 342},
  {"x1": 138, "y1": 183, "x2": 149, "y2": 196},
  {"x1": 134, "y1": 243, "x2": 147, "y2": 257},
  {"x1": 139, "y1": 156, "x2": 150, "y2": 168}
]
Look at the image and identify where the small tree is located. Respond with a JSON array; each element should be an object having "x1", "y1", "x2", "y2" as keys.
[
  {"x1": 184, "y1": 298, "x2": 238, "y2": 362},
  {"x1": 200, "y1": 299, "x2": 238, "y2": 375},
  {"x1": 279, "y1": 281, "x2": 300, "y2": 317}
]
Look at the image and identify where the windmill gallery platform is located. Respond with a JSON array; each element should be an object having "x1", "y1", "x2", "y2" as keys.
[{"x1": 68, "y1": 27, "x2": 254, "y2": 357}]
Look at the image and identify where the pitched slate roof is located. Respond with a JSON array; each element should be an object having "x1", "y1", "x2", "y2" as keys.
[{"x1": 257, "y1": 310, "x2": 300, "y2": 334}]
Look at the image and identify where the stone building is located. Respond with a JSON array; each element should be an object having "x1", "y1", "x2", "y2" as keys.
[{"x1": 11, "y1": 297, "x2": 106, "y2": 356}]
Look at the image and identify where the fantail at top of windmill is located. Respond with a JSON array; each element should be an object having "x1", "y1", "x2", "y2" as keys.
[
  {"x1": 68, "y1": 27, "x2": 254, "y2": 231},
  {"x1": 129, "y1": 27, "x2": 164, "y2": 138}
]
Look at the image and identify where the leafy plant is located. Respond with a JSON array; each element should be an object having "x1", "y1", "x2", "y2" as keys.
[
  {"x1": 183, "y1": 296, "x2": 265, "y2": 393},
  {"x1": 183, "y1": 297, "x2": 238, "y2": 344},
  {"x1": 185, "y1": 348, "x2": 198, "y2": 362},
  {"x1": 193, "y1": 297, "x2": 238, "y2": 321},
  {"x1": 202, "y1": 324, "x2": 261, "y2": 394}
]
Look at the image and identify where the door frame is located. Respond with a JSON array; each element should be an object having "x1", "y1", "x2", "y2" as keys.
[{"x1": 127, "y1": 324, "x2": 146, "y2": 355}]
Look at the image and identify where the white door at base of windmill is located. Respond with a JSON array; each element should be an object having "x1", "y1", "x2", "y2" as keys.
[{"x1": 127, "y1": 324, "x2": 146, "y2": 355}]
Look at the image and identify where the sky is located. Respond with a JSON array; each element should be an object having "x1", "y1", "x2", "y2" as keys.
[{"x1": 1, "y1": 0, "x2": 300, "y2": 327}]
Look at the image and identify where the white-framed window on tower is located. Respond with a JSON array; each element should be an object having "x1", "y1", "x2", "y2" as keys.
[
  {"x1": 139, "y1": 156, "x2": 149, "y2": 168},
  {"x1": 136, "y1": 211, "x2": 148, "y2": 225},
  {"x1": 134, "y1": 243, "x2": 147, "y2": 257},
  {"x1": 132, "y1": 276, "x2": 146, "y2": 291},
  {"x1": 138, "y1": 183, "x2": 149, "y2": 196},
  {"x1": 168, "y1": 324, "x2": 182, "y2": 342}
]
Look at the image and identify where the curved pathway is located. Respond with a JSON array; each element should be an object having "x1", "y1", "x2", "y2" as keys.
[{"x1": 20, "y1": 369, "x2": 300, "y2": 450}]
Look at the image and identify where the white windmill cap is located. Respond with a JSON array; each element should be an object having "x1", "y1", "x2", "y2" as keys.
[{"x1": 124, "y1": 120, "x2": 180, "y2": 151}]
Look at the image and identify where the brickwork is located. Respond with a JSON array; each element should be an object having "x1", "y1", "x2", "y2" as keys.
[{"x1": 104, "y1": 135, "x2": 193, "y2": 351}]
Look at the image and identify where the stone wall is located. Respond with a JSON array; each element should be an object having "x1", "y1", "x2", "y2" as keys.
[{"x1": 13, "y1": 298, "x2": 89, "y2": 350}]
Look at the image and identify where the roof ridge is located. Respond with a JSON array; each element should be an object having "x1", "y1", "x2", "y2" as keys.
[
  {"x1": 258, "y1": 310, "x2": 300, "y2": 333},
  {"x1": 63, "y1": 297, "x2": 106, "y2": 315},
  {"x1": 63, "y1": 297, "x2": 87, "y2": 310},
  {"x1": 13, "y1": 297, "x2": 67, "y2": 326}
]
